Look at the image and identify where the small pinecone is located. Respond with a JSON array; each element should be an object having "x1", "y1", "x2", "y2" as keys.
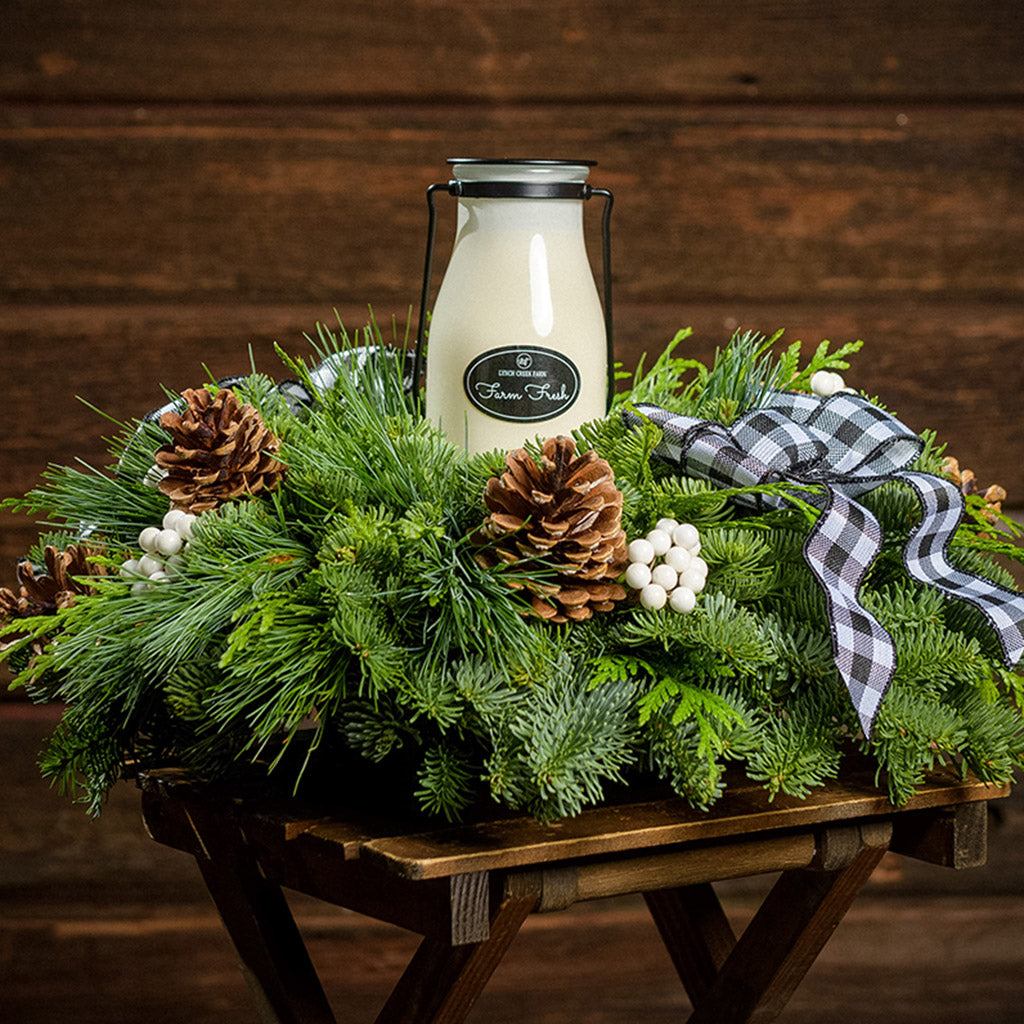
[
  {"x1": 474, "y1": 436, "x2": 628, "y2": 623},
  {"x1": 155, "y1": 388, "x2": 286, "y2": 513},
  {"x1": 0, "y1": 544, "x2": 106, "y2": 650},
  {"x1": 941, "y1": 456, "x2": 1007, "y2": 523},
  {"x1": 25, "y1": 544, "x2": 107, "y2": 610}
]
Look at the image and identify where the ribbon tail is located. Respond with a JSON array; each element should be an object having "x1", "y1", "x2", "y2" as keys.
[
  {"x1": 803, "y1": 489, "x2": 895, "y2": 737},
  {"x1": 899, "y1": 471, "x2": 1024, "y2": 665}
]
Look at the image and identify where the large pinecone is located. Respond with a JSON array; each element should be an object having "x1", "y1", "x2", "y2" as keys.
[
  {"x1": 155, "y1": 388, "x2": 286, "y2": 513},
  {"x1": 474, "y1": 436, "x2": 628, "y2": 623}
]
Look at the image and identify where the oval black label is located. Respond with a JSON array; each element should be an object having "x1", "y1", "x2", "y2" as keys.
[{"x1": 463, "y1": 345, "x2": 581, "y2": 423}]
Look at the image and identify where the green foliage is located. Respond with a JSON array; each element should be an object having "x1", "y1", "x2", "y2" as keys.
[
  {"x1": 744, "y1": 692, "x2": 845, "y2": 800},
  {"x1": 485, "y1": 669, "x2": 638, "y2": 822},
  {"x1": 3, "y1": 320, "x2": 1023, "y2": 823},
  {"x1": 415, "y1": 743, "x2": 478, "y2": 822},
  {"x1": 867, "y1": 685, "x2": 966, "y2": 805}
]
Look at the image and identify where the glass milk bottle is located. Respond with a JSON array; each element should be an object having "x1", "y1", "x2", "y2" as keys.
[{"x1": 420, "y1": 159, "x2": 612, "y2": 454}]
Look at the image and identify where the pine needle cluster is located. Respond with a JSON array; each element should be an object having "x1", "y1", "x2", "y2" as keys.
[{"x1": 2, "y1": 319, "x2": 1022, "y2": 820}]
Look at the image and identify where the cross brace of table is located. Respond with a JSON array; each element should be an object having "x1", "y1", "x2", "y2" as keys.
[{"x1": 138, "y1": 765, "x2": 1005, "y2": 1023}]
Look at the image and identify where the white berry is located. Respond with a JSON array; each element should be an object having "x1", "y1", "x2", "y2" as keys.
[
  {"x1": 655, "y1": 517, "x2": 679, "y2": 535},
  {"x1": 651, "y1": 563, "x2": 678, "y2": 591},
  {"x1": 119, "y1": 558, "x2": 142, "y2": 580},
  {"x1": 163, "y1": 509, "x2": 187, "y2": 531},
  {"x1": 149, "y1": 570, "x2": 171, "y2": 584},
  {"x1": 671, "y1": 523, "x2": 700, "y2": 551},
  {"x1": 155, "y1": 529, "x2": 183, "y2": 557},
  {"x1": 646, "y1": 528, "x2": 672, "y2": 557},
  {"x1": 139, "y1": 554, "x2": 164, "y2": 577},
  {"x1": 811, "y1": 370, "x2": 846, "y2": 397},
  {"x1": 625, "y1": 562, "x2": 653, "y2": 589},
  {"x1": 669, "y1": 587, "x2": 697, "y2": 614},
  {"x1": 663, "y1": 546, "x2": 692, "y2": 574},
  {"x1": 139, "y1": 526, "x2": 161, "y2": 553},
  {"x1": 131, "y1": 580, "x2": 153, "y2": 594},
  {"x1": 690, "y1": 556, "x2": 709, "y2": 579},
  {"x1": 679, "y1": 566, "x2": 707, "y2": 593},
  {"x1": 627, "y1": 538, "x2": 655, "y2": 565},
  {"x1": 176, "y1": 514, "x2": 197, "y2": 540},
  {"x1": 640, "y1": 583, "x2": 668, "y2": 610}
]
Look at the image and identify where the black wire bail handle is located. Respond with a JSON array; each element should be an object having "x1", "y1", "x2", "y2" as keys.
[{"x1": 413, "y1": 179, "x2": 615, "y2": 414}]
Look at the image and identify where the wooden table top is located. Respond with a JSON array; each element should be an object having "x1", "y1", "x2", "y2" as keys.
[{"x1": 139, "y1": 761, "x2": 1009, "y2": 881}]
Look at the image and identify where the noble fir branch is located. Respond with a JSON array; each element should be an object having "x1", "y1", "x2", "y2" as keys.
[
  {"x1": 415, "y1": 742, "x2": 479, "y2": 821},
  {"x1": 485, "y1": 670, "x2": 638, "y2": 822},
  {"x1": 868, "y1": 685, "x2": 967, "y2": 805},
  {"x1": 744, "y1": 691, "x2": 844, "y2": 801},
  {"x1": 949, "y1": 688, "x2": 1024, "y2": 785}
]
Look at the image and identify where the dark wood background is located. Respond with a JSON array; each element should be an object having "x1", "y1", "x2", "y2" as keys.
[{"x1": 1, "y1": 6, "x2": 1024, "y2": 1020}]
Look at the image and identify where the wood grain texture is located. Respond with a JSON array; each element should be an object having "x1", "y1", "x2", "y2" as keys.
[
  {"x1": 2, "y1": 1, "x2": 1022, "y2": 103},
  {"x1": 686, "y1": 842, "x2": 889, "y2": 1024},
  {"x1": 357, "y1": 765, "x2": 1000, "y2": 880},
  {"x1": 2, "y1": 104, "x2": 1022, "y2": 306}
]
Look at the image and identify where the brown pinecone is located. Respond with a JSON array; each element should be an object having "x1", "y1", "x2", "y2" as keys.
[
  {"x1": 474, "y1": 436, "x2": 628, "y2": 623},
  {"x1": 0, "y1": 544, "x2": 106, "y2": 650},
  {"x1": 155, "y1": 388, "x2": 286, "y2": 513},
  {"x1": 941, "y1": 456, "x2": 1007, "y2": 523}
]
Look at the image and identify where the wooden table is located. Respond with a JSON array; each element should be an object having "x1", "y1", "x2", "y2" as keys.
[{"x1": 138, "y1": 764, "x2": 1008, "y2": 1024}]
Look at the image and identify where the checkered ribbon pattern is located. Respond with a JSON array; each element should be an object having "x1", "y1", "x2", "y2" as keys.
[{"x1": 626, "y1": 390, "x2": 1024, "y2": 737}]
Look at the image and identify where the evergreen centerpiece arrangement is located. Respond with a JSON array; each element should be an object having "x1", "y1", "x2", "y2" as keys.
[{"x1": 3, "y1": 323, "x2": 1023, "y2": 822}]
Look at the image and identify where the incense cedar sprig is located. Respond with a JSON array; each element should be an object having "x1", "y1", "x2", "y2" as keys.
[{"x1": 155, "y1": 387, "x2": 287, "y2": 513}]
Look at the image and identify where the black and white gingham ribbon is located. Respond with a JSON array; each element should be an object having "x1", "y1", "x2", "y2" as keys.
[{"x1": 627, "y1": 390, "x2": 1024, "y2": 736}]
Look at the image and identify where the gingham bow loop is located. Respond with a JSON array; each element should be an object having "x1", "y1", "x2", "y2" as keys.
[{"x1": 627, "y1": 391, "x2": 1024, "y2": 737}]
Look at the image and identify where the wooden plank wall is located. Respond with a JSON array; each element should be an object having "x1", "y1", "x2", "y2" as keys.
[{"x1": 2, "y1": 0, "x2": 1022, "y2": 598}]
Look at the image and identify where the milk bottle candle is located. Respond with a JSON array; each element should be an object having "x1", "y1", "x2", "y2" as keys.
[{"x1": 419, "y1": 159, "x2": 613, "y2": 454}]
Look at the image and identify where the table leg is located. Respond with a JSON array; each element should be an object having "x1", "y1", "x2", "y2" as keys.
[
  {"x1": 644, "y1": 883, "x2": 737, "y2": 1003},
  {"x1": 374, "y1": 878, "x2": 539, "y2": 1024},
  {"x1": 188, "y1": 813, "x2": 337, "y2": 1024},
  {"x1": 685, "y1": 841, "x2": 887, "y2": 1024}
]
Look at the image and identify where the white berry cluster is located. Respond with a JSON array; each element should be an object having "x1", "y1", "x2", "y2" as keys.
[
  {"x1": 809, "y1": 369, "x2": 846, "y2": 397},
  {"x1": 120, "y1": 509, "x2": 196, "y2": 592},
  {"x1": 625, "y1": 518, "x2": 708, "y2": 614}
]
